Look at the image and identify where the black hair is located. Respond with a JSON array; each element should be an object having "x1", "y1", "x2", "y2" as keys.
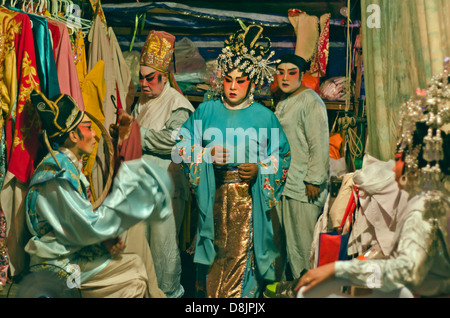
[
  {"x1": 277, "y1": 54, "x2": 309, "y2": 73},
  {"x1": 49, "y1": 126, "x2": 84, "y2": 149}
]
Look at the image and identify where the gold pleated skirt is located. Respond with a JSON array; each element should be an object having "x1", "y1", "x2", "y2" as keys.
[{"x1": 206, "y1": 169, "x2": 253, "y2": 298}]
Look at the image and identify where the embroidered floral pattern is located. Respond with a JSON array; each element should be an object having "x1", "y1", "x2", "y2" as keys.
[
  {"x1": 263, "y1": 177, "x2": 271, "y2": 190},
  {"x1": 7, "y1": 13, "x2": 41, "y2": 183}
]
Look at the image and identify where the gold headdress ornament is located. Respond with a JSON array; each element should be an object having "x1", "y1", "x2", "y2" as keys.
[
  {"x1": 397, "y1": 58, "x2": 450, "y2": 222},
  {"x1": 210, "y1": 24, "x2": 278, "y2": 98},
  {"x1": 139, "y1": 30, "x2": 175, "y2": 73}
]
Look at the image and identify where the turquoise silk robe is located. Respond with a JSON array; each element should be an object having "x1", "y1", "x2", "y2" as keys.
[
  {"x1": 25, "y1": 150, "x2": 172, "y2": 283},
  {"x1": 175, "y1": 99, "x2": 291, "y2": 286}
]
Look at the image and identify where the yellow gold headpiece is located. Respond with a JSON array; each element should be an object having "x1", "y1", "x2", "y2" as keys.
[{"x1": 140, "y1": 30, "x2": 175, "y2": 72}]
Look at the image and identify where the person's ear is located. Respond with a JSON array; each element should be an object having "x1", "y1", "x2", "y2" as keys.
[
  {"x1": 68, "y1": 130, "x2": 79, "y2": 143},
  {"x1": 162, "y1": 72, "x2": 169, "y2": 84}
]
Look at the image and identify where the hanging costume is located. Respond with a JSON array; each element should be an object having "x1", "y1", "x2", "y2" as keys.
[
  {"x1": 86, "y1": 13, "x2": 134, "y2": 199},
  {"x1": 87, "y1": 14, "x2": 117, "y2": 130},
  {"x1": 176, "y1": 25, "x2": 291, "y2": 298},
  {"x1": 288, "y1": 9, "x2": 331, "y2": 78},
  {"x1": 5, "y1": 9, "x2": 61, "y2": 98},
  {"x1": 80, "y1": 60, "x2": 106, "y2": 203},
  {"x1": 72, "y1": 29, "x2": 88, "y2": 88},
  {"x1": 0, "y1": 8, "x2": 42, "y2": 280},
  {"x1": 47, "y1": 18, "x2": 85, "y2": 111}
]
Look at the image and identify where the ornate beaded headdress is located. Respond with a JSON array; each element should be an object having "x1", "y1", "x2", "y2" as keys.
[
  {"x1": 210, "y1": 24, "x2": 277, "y2": 98},
  {"x1": 140, "y1": 30, "x2": 175, "y2": 72},
  {"x1": 397, "y1": 58, "x2": 450, "y2": 221}
]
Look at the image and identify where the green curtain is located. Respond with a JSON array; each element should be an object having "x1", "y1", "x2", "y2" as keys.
[{"x1": 361, "y1": 0, "x2": 450, "y2": 161}]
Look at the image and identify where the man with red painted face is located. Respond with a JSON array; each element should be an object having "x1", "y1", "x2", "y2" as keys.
[
  {"x1": 176, "y1": 25, "x2": 291, "y2": 298},
  {"x1": 24, "y1": 90, "x2": 174, "y2": 297},
  {"x1": 273, "y1": 54, "x2": 329, "y2": 281},
  {"x1": 129, "y1": 31, "x2": 195, "y2": 298}
]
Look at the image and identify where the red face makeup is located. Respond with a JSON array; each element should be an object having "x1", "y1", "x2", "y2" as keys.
[
  {"x1": 223, "y1": 69, "x2": 252, "y2": 106},
  {"x1": 393, "y1": 152, "x2": 405, "y2": 182},
  {"x1": 77, "y1": 115, "x2": 96, "y2": 156},
  {"x1": 139, "y1": 65, "x2": 166, "y2": 99},
  {"x1": 276, "y1": 62, "x2": 302, "y2": 94}
]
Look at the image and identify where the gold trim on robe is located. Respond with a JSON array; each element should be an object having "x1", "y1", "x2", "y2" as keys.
[{"x1": 206, "y1": 169, "x2": 253, "y2": 298}]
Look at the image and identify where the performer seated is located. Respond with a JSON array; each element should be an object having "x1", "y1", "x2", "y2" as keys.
[
  {"x1": 295, "y1": 63, "x2": 450, "y2": 298},
  {"x1": 24, "y1": 90, "x2": 173, "y2": 297}
]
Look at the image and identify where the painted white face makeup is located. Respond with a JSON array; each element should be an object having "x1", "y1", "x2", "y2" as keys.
[
  {"x1": 223, "y1": 69, "x2": 252, "y2": 107},
  {"x1": 276, "y1": 62, "x2": 303, "y2": 94}
]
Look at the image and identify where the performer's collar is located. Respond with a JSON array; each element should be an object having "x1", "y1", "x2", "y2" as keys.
[
  {"x1": 221, "y1": 96, "x2": 253, "y2": 110},
  {"x1": 59, "y1": 147, "x2": 83, "y2": 172}
]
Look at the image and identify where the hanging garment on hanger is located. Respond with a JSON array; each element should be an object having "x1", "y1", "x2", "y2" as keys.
[
  {"x1": 288, "y1": 9, "x2": 319, "y2": 64},
  {"x1": 28, "y1": 13, "x2": 60, "y2": 98},
  {"x1": 72, "y1": 28, "x2": 87, "y2": 87},
  {"x1": 0, "y1": 7, "x2": 41, "y2": 279},
  {"x1": 86, "y1": 15, "x2": 116, "y2": 202},
  {"x1": 46, "y1": 16, "x2": 60, "y2": 52},
  {"x1": 288, "y1": 10, "x2": 331, "y2": 78},
  {"x1": 88, "y1": 14, "x2": 117, "y2": 130},
  {"x1": 80, "y1": 60, "x2": 106, "y2": 202},
  {"x1": 108, "y1": 26, "x2": 133, "y2": 113},
  {"x1": 46, "y1": 18, "x2": 85, "y2": 111},
  {"x1": 89, "y1": 0, "x2": 107, "y2": 28},
  {"x1": 3, "y1": 8, "x2": 41, "y2": 183},
  {"x1": 0, "y1": 8, "x2": 16, "y2": 286},
  {"x1": 309, "y1": 13, "x2": 331, "y2": 78},
  {"x1": 8, "y1": 7, "x2": 60, "y2": 98},
  {"x1": 0, "y1": 9, "x2": 17, "y2": 147}
]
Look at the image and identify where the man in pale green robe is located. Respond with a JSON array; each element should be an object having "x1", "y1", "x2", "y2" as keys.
[{"x1": 274, "y1": 54, "x2": 329, "y2": 279}]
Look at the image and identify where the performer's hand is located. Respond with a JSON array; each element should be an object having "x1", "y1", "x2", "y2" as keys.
[
  {"x1": 305, "y1": 183, "x2": 320, "y2": 203},
  {"x1": 294, "y1": 262, "x2": 335, "y2": 295},
  {"x1": 103, "y1": 237, "x2": 126, "y2": 256},
  {"x1": 211, "y1": 145, "x2": 230, "y2": 165},
  {"x1": 109, "y1": 123, "x2": 119, "y2": 139},
  {"x1": 186, "y1": 234, "x2": 197, "y2": 255},
  {"x1": 118, "y1": 111, "x2": 133, "y2": 128},
  {"x1": 110, "y1": 111, "x2": 133, "y2": 140},
  {"x1": 238, "y1": 163, "x2": 258, "y2": 182}
]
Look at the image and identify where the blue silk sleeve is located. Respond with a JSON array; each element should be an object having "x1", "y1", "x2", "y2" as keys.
[{"x1": 31, "y1": 158, "x2": 173, "y2": 247}]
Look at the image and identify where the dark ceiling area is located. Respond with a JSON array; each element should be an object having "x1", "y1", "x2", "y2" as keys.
[{"x1": 98, "y1": 1, "x2": 362, "y2": 20}]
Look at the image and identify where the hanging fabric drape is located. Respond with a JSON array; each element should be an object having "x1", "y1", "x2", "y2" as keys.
[
  {"x1": 86, "y1": 6, "x2": 134, "y2": 200},
  {"x1": 0, "y1": 1, "x2": 117, "y2": 281},
  {"x1": 361, "y1": 0, "x2": 450, "y2": 161},
  {"x1": 81, "y1": 60, "x2": 107, "y2": 203},
  {"x1": 48, "y1": 18, "x2": 85, "y2": 111},
  {"x1": 0, "y1": 6, "x2": 42, "y2": 280},
  {"x1": 288, "y1": 9, "x2": 331, "y2": 78}
]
